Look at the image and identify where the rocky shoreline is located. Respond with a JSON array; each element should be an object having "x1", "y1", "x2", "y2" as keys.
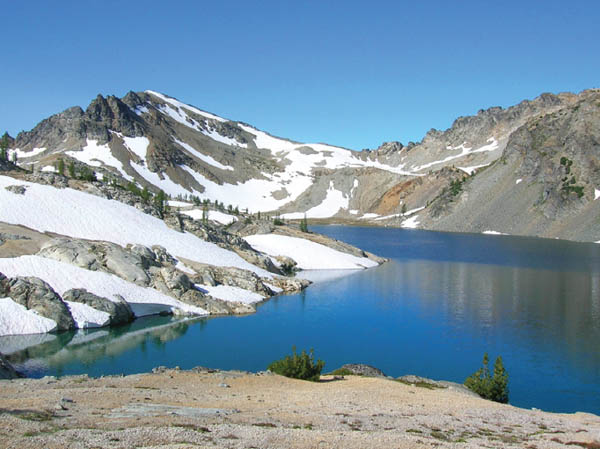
[
  {"x1": 0, "y1": 366, "x2": 598, "y2": 449},
  {"x1": 0, "y1": 169, "x2": 385, "y2": 338}
]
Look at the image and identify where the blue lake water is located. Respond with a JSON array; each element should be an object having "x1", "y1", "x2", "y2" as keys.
[{"x1": 2, "y1": 226, "x2": 600, "y2": 415}]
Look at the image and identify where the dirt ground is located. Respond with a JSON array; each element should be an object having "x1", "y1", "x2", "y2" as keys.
[{"x1": 0, "y1": 367, "x2": 599, "y2": 448}]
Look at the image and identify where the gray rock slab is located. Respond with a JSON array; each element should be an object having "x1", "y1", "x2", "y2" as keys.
[{"x1": 107, "y1": 403, "x2": 238, "y2": 419}]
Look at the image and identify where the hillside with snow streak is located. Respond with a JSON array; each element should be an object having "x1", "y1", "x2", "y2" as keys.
[
  {"x1": 0, "y1": 176, "x2": 270, "y2": 278},
  {"x1": 7, "y1": 88, "x2": 600, "y2": 241}
]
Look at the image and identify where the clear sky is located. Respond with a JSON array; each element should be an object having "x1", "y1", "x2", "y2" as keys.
[{"x1": 2, "y1": 0, "x2": 598, "y2": 150}]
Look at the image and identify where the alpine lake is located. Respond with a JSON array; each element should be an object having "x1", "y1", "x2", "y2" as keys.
[{"x1": 2, "y1": 225, "x2": 599, "y2": 415}]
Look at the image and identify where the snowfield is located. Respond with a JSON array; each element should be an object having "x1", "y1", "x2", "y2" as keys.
[
  {"x1": 67, "y1": 140, "x2": 133, "y2": 181},
  {"x1": 0, "y1": 297, "x2": 58, "y2": 336},
  {"x1": 282, "y1": 181, "x2": 349, "y2": 219},
  {"x1": 0, "y1": 255, "x2": 209, "y2": 331},
  {"x1": 174, "y1": 138, "x2": 235, "y2": 171},
  {"x1": 243, "y1": 234, "x2": 378, "y2": 270},
  {"x1": 413, "y1": 138, "x2": 499, "y2": 172},
  {"x1": 401, "y1": 215, "x2": 420, "y2": 229},
  {"x1": 0, "y1": 176, "x2": 271, "y2": 278},
  {"x1": 65, "y1": 301, "x2": 111, "y2": 329}
]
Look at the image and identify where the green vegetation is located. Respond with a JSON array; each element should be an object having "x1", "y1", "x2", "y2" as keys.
[
  {"x1": 267, "y1": 346, "x2": 325, "y2": 381},
  {"x1": 57, "y1": 158, "x2": 65, "y2": 175},
  {"x1": 68, "y1": 161, "x2": 75, "y2": 177},
  {"x1": 464, "y1": 353, "x2": 509, "y2": 403},
  {"x1": 126, "y1": 181, "x2": 142, "y2": 196},
  {"x1": 78, "y1": 165, "x2": 97, "y2": 182},
  {"x1": 396, "y1": 379, "x2": 444, "y2": 390},
  {"x1": 154, "y1": 189, "x2": 167, "y2": 216},
  {"x1": 16, "y1": 410, "x2": 55, "y2": 422},
  {"x1": 449, "y1": 177, "x2": 465, "y2": 196},
  {"x1": 299, "y1": 214, "x2": 309, "y2": 232},
  {"x1": 0, "y1": 132, "x2": 10, "y2": 161},
  {"x1": 327, "y1": 367, "x2": 356, "y2": 376},
  {"x1": 140, "y1": 185, "x2": 151, "y2": 203},
  {"x1": 202, "y1": 204, "x2": 209, "y2": 225},
  {"x1": 559, "y1": 156, "x2": 584, "y2": 198}
]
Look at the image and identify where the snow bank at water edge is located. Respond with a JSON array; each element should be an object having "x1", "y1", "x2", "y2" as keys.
[
  {"x1": 243, "y1": 234, "x2": 378, "y2": 270},
  {"x1": 400, "y1": 215, "x2": 420, "y2": 229},
  {"x1": 0, "y1": 297, "x2": 58, "y2": 336},
  {"x1": 0, "y1": 256, "x2": 209, "y2": 327}
]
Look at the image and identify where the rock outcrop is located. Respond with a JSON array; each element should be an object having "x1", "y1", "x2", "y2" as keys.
[
  {"x1": 62, "y1": 289, "x2": 134, "y2": 326},
  {"x1": 338, "y1": 363, "x2": 387, "y2": 378},
  {"x1": 6, "y1": 276, "x2": 75, "y2": 330},
  {"x1": 39, "y1": 238, "x2": 151, "y2": 286}
]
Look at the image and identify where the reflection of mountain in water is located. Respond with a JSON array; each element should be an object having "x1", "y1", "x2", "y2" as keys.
[
  {"x1": 373, "y1": 259, "x2": 600, "y2": 372},
  {"x1": 0, "y1": 315, "x2": 202, "y2": 376}
]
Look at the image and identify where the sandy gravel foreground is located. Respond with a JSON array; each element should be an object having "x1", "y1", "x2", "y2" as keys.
[{"x1": 0, "y1": 367, "x2": 599, "y2": 449}]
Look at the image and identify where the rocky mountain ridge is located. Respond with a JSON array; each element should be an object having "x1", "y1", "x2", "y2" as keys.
[{"x1": 5, "y1": 88, "x2": 600, "y2": 241}]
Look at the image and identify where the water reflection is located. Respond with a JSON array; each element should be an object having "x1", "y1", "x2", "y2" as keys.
[
  {"x1": 1, "y1": 315, "x2": 202, "y2": 376},
  {"x1": 2, "y1": 227, "x2": 599, "y2": 414}
]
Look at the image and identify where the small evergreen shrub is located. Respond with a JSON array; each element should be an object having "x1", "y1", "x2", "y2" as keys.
[
  {"x1": 464, "y1": 353, "x2": 509, "y2": 403},
  {"x1": 299, "y1": 214, "x2": 308, "y2": 232},
  {"x1": 267, "y1": 347, "x2": 325, "y2": 381}
]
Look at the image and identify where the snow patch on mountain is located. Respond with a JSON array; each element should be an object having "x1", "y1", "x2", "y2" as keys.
[
  {"x1": 9, "y1": 147, "x2": 47, "y2": 160},
  {"x1": 180, "y1": 165, "x2": 310, "y2": 212},
  {"x1": 200, "y1": 127, "x2": 247, "y2": 148},
  {"x1": 401, "y1": 215, "x2": 420, "y2": 228},
  {"x1": 413, "y1": 138, "x2": 499, "y2": 172},
  {"x1": 458, "y1": 163, "x2": 490, "y2": 175},
  {"x1": 130, "y1": 162, "x2": 187, "y2": 197},
  {"x1": 147, "y1": 90, "x2": 227, "y2": 123},
  {"x1": 122, "y1": 135, "x2": 150, "y2": 160},
  {"x1": 66, "y1": 140, "x2": 133, "y2": 180},
  {"x1": 174, "y1": 138, "x2": 234, "y2": 171}
]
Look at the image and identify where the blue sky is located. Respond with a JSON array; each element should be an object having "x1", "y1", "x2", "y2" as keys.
[{"x1": 2, "y1": 1, "x2": 598, "y2": 150}]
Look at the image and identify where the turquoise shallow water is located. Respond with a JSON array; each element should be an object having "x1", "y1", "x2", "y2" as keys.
[{"x1": 2, "y1": 226, "x2": 599, "y2": 414}]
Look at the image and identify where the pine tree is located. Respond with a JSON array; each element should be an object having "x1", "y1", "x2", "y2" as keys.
[
  {"x1": 202, "y1": 204, "x2": 209, "y2": 225},
  {"x1": 154, "y1": 190, "x2": 166, "y2": 216},
  {"x1": 57, "y1": 159, "x2": 65, "y2": 176},
  {"x1": 300, "y1": 213, "x2": 308, "y2": 232},
  {"x1": 490, "y1": 356, "x2": 509, "y2": 404},
  {"x1": 464, "y1": 353, "x2": 509, "y2": 403},
  {"x1": 0, "y1": 132, "x2": 10, "y2": 158},
  {"x1": 68, "y1": 161, "x2": 75, "y2": 177},
  {"x1": 141, "y1": 185, "x2": 151, "y2": 203}
]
